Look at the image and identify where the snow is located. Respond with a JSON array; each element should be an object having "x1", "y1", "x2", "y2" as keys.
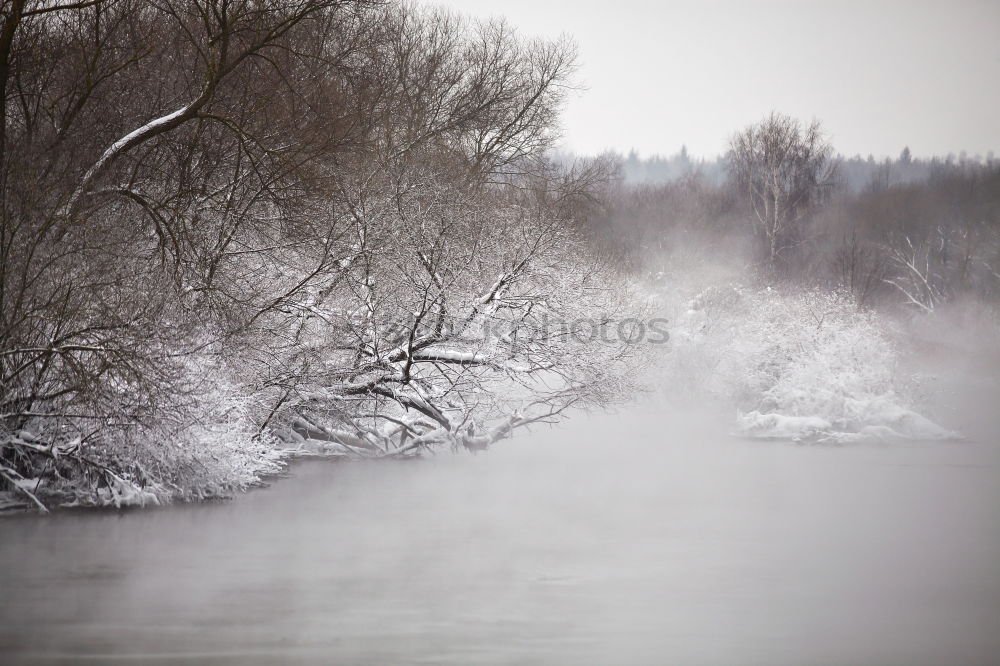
[
  {"x1": 64, "y1": 104, "x2": 192, "y2": 212},
  {"x1": 735, "y1": 403, "x2": 958, "y2": 443},
  {"x1": 662, "y1": 283, "x2": 960, "y2": 444},
  {"x1": 413, "y1": 349, "x2": 490, "y2": 364},
  {"x1": 91, "y1": 105, "x2": 190, "y2": 172},
  {"x1": 95, "y1": 473, "x2": 162, "y2": 508},
  {"x1": 735, "y1": 411, "x2": 833, "y2": 440}
]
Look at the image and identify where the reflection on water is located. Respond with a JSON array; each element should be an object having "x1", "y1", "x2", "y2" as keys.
[{"x1": 1, "y1": 399, "x2": 999, "y2": 665}]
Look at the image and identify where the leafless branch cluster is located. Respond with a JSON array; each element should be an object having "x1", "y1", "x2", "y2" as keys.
[
  {"x1": 728, "y1": 112, "x2": 836, "y2": 268},
  {"x1": 0, "y1": 0, "x2": 635, "y2": 508}
]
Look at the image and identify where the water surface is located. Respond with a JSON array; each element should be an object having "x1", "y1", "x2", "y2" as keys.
[{"x1": 1, "y1": 399, "x2": 998, "y2": 665}]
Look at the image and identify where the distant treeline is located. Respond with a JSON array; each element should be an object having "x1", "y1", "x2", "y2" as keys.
[
  {"x1": 615, "y1": 145, "x2": 999, "y2": 193},
  {"x1": 582, "y1": 122, "x2": 1000, "y2": 311}
]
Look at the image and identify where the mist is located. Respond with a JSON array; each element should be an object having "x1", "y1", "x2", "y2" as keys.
[
  {"x1": 3, "y1": 377, "x2": 999, "y2": 664},
  {"x1": 2, "y1": 1, "x2": 999, "y2": 664}
]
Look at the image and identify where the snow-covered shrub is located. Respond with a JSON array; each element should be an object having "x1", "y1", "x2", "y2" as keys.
[
  {"x1": 2, "y1": 356, "x2": 287, "y2": 510},
  {"x1": 664, "y1": 284, "x2": 957, "y2": 442},
  {"x1": 91, "y1": 360, "x2": 288, "y2": 503}
]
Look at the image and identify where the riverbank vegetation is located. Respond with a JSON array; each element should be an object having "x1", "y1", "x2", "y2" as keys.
[
  {"x1": 589, "y1": 120, "x2": 999, "y2": 445},
  {"x1": 592, "y1": 129, "x2": 1000, "y2": 311},
  {"x1": 2, "y1": 1, "x2": 998, "y2": 512},
  {"x1": 0, "y1": 0, "x2": 640, "y2": 510}
]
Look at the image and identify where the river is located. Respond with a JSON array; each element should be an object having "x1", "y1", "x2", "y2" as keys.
[{"x1": 1, "y1": 388, "x2": 999, "y2": 665}]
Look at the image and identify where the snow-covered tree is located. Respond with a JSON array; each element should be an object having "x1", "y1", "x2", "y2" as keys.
[
  {"x1": 263, "y1": 169, "x2": 637, "y2": 456},
  {"x1": 728, "y1": 112, "x2": 836, "y2": 268},
  {"x1": 0, "y1": 1, "x2": 639, "y2": 509}
]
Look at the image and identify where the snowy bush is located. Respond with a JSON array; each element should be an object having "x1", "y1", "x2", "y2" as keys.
[
  {"x1": 116, "y1": 386, "x2": 286, "y2": 501},
  {"x1": 1, "y1": 355, "x2": 288, "y2": 510},
  {"x1": 664, "y1": 284, "x2": 958, "y2": 442}
]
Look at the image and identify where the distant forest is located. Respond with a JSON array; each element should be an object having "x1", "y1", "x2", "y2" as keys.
[
  {"x1": 582, "y1": 135, "x2": 1000, "y2": 310},
  {"x1": 616, "y1": 146, "x2": 997, "y2": 192}
]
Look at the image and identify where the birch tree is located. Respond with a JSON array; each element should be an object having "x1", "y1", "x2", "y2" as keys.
[{"x1": 728, "y1": 112, "x2": 835, "y2": 268}]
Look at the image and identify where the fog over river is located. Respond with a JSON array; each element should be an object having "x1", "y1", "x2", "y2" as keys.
[
  {"x1": 3, "y1": 1, "x2": 999, "y2": 663},
  {"x1": 2, "y1": 356, "x2": 998, "y2": 665}
]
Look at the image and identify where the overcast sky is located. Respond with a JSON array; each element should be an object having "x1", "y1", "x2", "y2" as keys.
[{"x1": 428, "y1": 0, "x2": 1000, "y2": 159}]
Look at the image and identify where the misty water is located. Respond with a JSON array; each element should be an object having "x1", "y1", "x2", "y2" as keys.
[{"x1": 2, "y1": 358, "x2": 999, "y2": 665}]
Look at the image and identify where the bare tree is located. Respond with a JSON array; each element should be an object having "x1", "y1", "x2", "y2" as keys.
[
  {"x1": 1, "y1": 1, "x2": 638, "y2": 508},
  {"x1": 0, "y1": 0, "x2": 374, "y2": 507},
  {"x1": 267, "y1": 169, "x2": 638, "y2": 456},
  {"x1": 832, "y1": 229, "x2": 889, "y2": 306},
  {"x1": 728, "y1": 112, "x2": 836, "y2": 268},
  {"x1": 882, "y1": 235, "x2": 947, "y2": 313}
]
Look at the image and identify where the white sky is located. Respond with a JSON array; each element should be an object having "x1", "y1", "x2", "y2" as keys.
[{"x1": 426, "y1": 0, "x2": 1000, "y2": 159}]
